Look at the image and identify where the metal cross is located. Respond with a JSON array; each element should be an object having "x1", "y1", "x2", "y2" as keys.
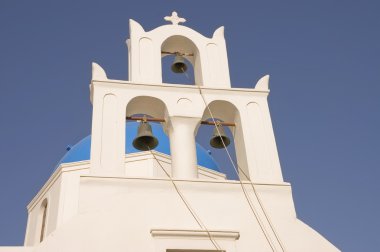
[{"x1": 164, "y1": 11, "x2": 186, "y2": 25}]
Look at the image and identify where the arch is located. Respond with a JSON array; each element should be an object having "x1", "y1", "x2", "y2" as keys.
[
  {"x1": 200, "y1": 100, "x2": 250, "y2": 180},
  {"x1": 38, "y1": 198, "x2": 48, "y2": 242},
  {"x1": 125, "y1": 96, "x2": 169, "y2": 174},
  {"x1": 160, "y1": 35, "x2": 203, "y2": 85},
  {"x1": 126, "y1": 96, "x2": 168, "y2": 120},
  {"x1": 202, "y1": 100, "x2": 238, "y2": 124}
]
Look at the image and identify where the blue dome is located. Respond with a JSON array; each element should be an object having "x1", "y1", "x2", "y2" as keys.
[{"x1": 58, "y1": 122, "x2": 220, "y2": 171}]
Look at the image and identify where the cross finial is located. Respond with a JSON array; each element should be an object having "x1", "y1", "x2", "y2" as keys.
[{"x1": 164, "y1": 11, "x2": 186, "y2": 25}]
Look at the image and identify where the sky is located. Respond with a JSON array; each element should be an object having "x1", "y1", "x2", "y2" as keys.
[{"x1": 0, "y1": 1, "x2": 379, "y2": 251}]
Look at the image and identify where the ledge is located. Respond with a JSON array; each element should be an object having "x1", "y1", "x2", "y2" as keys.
[
  {"x1": 80, "y1": 174, "x2": 290, "y2": 186},
  {"x1": 91, "y1": 79, "x2": 270, "y2": 94},
  {"x1": 150, "y1": 229, "x2": 240, "y2": 240}
]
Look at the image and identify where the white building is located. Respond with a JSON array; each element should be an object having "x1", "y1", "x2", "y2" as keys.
[{"x1": 0, "y1": 12, "x2": 340, "y2": 252}]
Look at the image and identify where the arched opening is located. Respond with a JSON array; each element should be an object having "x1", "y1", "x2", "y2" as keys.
[
  {"x1": 38, "y1": 199, "x2": 48, "y2": 243},
  {"x1": 161, "y1": 36, "x2": 202, "y2": 85},
  {"x1": 125, "y1": 96, "x2": 171, "y2": 177},
  {"x1": 196, "y1": 119, "x2": 238, "y2": 180},
  {"x1": 196, "y1": 101, "x2": 250, "y2": 180},
  {"x1": 126, "y1": 96, "x2": 167, "y2": 120}
]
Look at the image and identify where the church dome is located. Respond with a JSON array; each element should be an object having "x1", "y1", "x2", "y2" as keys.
[{"x1": 58, "y1": 122, "x2": 220, "y2": 171}]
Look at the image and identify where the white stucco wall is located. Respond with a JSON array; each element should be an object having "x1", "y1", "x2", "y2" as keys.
[{"x1": 21, "y1": 175, "x2": 338, "y2": 252}]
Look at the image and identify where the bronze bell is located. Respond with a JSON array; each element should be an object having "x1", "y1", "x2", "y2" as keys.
[
  {"x1": 171, "y1": 54, "x2": 188, "y2": 73},
  {"x1": 132, "y1": 121, "x2": 159, "y2": 151},
  {"x1": 210, "y1": 123, "x2": 231, "y2": 149}
]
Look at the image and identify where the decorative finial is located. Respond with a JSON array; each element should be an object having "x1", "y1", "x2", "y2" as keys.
[{"x1": 164, "y1": 11, "x2": 186, "y2": 25}]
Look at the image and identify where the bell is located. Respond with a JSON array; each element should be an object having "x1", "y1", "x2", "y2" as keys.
[
  {"x1": 209, "y1": 123, "x2": 231, "y2": 149},
  {"x1": 132, "y1": 121, "x2": 159, "y2": 151},
  {"x1": 171, "y1": 54, "x2": 188, "y2": 73}
]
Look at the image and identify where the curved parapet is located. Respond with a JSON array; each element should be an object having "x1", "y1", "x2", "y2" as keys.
[
  {"x1": 212, "y1": 26, "x2": 225, "y2": 39},
  {"x1": 255, "y1": 75, "x2": 270, "y2": 91},
  {"x1": 129, "y1": 19, "x2": 145, "y2": 34},
  {"x1": 92, "y1": 62, "x2": 108, "y2": 81}
]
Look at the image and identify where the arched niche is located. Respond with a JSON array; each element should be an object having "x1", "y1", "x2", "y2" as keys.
[
  {"x1": 200, "y1": 100, "x2": 250, "y2": 180},
  {"x1": 37, "y1": 198, "x2": 48, "y2": 243},
  {"x1": 161, "y1": 35, "x2": 201, "y2": 85}
]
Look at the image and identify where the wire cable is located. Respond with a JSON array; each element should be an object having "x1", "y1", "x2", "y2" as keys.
[
  {"x1": 196, "y1": 86, "x2": 286, "y2": 252},
  {"x1": 197, "y1": 87, "x2": 278, "y2": 252},
  {"x1": 179, "y1": 66, "x2": 285, "y2": 252},
  {"x1": 146, "y1": 146, "x2": 222, "y2": 251}
]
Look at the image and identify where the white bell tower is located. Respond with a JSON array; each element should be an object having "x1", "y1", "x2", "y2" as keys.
[
  {"x1": 90, "y1": 11, "x2": 283, "y2": 184},
  {"x1": 1, "y1": 11, "x2": 340, "y2": 252}
]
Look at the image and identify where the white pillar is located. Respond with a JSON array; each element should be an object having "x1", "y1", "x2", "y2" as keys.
[
  {"x1": 167, "y1": 116, "x2": 200, "y2": 179},
  {"x1": 240, "y1": 101, "x2": 283, "y2": 183},
  {"x1": 90, "y1": 89, "x2": 126, "y2": 176}
]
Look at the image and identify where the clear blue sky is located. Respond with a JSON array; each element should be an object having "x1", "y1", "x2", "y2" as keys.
[{"x1": 1, "y1": 1, "x2": 379, "y2": 251}]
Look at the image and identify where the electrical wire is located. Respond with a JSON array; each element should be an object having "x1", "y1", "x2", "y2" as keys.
[
  {"x1": 234, "y1": 163, "x2": 286, "y2": 252},
  {"x1": 180, "y1": 66, "x2": 285, "y2": 252},
  {"x1": 145, "y1": 145, "x2": 222, "y2": 251},
  {"x1": 197, "y1": 87, "x2": 278, "y2": 252},
  {"x1": 197, "y1": 88, "x2": 286, "y2": 252}
]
